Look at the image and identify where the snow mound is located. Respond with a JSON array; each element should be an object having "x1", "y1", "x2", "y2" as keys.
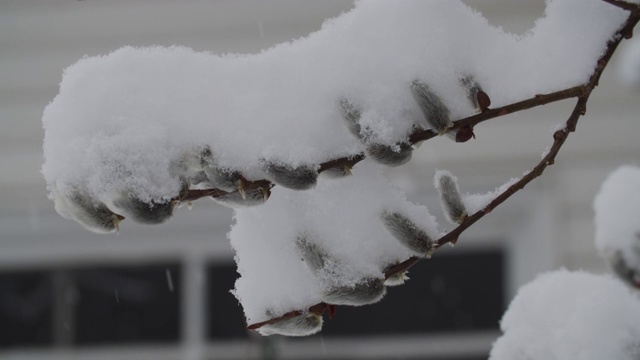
[
  {"x1": 42, "y1": 0, "x2": 627, "y2": 204},
  {"x1": 230, "y1": 163, "x2": 438, "y2": 323},
  {"x1": 490, "y1": 270, "x2": 640, "y2": 360},
  {"x1": 594, "y1": 165, "x2": 640, "y2": 286}
]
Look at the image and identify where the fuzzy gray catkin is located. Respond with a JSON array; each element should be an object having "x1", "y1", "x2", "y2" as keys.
[
  {"x1": 381, "y1": 210, "x2": 436, "y2": 258},
  {"x1": 257, "y1": 312, "x2": 323, "y2": 337},
  {"x1": 322, "y1": 277, "x2": 387, "y2": 306},
  {"x1": 296, "y1": 233, "x2": 387, "y2": 306},
  {"x1": 338, "y1": 97, "x2": 413, "y2": 167},
  {"x1": 410, "y1": 80, "x2": 452, "y2": 135},
  {"x1": 296, "y1": 234, "x2": 328, "y2": 272},
  {"x1": 261, "y1": 160, "x2": 318, "y2": 190},
  {"x1": 199, "y1": 146, "x2": 244, "y2": 193},
  {"x1": 53, "y1": 187, "x2": 122, "y2": 233},
  {"x1": 110, "y1": 195, "x2": 176, "y2": 225},
  {"x1": 366, "y1": 143, "x2": 413, "y2": 167},
  {"x1": 171, "y1": 149, "x2": 210, "y2": 187},
  {"x1": 434, "y1": 170, "x2": 467, "y2": 224},
  {"x1": 338, "y1": 97, "x2": 363, "y2": 139}
]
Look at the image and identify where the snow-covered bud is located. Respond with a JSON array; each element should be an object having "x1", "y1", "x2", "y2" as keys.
[
  {"x1": 53, "y1": 187, "x2": 123, "y2": 234},
  {"x1": 460, "y1": 75, "x2": 490, "y2": 112},
  {"x1": 257, "y1": 312, "x2": 323, "y2": 337},
  {"x1": 366, "y1": 143, "x2": 412, "y2": 167},
  {"x1": 384, "y1": 271, "x2": 409, "y2": 287},
  {"x1": 109, "y1": 195, "x2": 176, "y2": 225},
  {"x1": 410, "y1": 80, "x2": 452, "y2": 135},
  {"x1": 296, "y1": 234, "x2": 328, "y2": 272},
  {"x1": 434, "y1": 170, "x2": 467, "y2": 224},
  {"x1": 296, "y1": 234, "x2": 387, "y2": 306},
  {"x1": 381, "y1": 211, "x2": 436, "y2": 258},
  {"x1": 261, "y1": 160, "x2": 318, "y2": 190},
  {"x1": 338, "y1": 97, "x2": 363, "y2": 139},
  {"x1": 212, "y1": 184, "x2": 271, "y2": 208},
  {"x1": 323, "y1": 277, "x2": 387, "y2": 306},
  {"x1": 170, "y1": 146, "x2": 211, "y2": 187},
  {"x1": 200, "y1": 146, "x2": 245, "y2": 195}
]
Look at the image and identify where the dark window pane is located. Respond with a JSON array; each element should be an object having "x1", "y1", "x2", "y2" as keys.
[
  {"x1": 207, "y1": 264, "x2": 248, "y2": 340},
  {"x1": 321, "y1": 249, "x2": 505, "y2": 336},
  {"x1": 207, "y1": 249, "x2": 504, "y2": 339},
  {"x1": 0, "y1": 270, "x2": 53, "y2": 348},
  {"x1": 73, "y1": 263, "x2": 181, "y2": 345}
]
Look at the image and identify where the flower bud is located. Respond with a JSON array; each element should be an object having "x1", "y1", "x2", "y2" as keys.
[
  {"x1": 296, "y1": 234, "x2": 386, "y2": 306},
  {"x1": 323, "y1": 277, "x2": 387, "y2": 306},
  {"x1": 410, "y1": 80, "x2": 452, "y2": 135},
  {"x1": 257, "y1": 312, "x2": 323, "y2": 337},
  {"x1": 338, "y1": 97, "x2": 363, "y2": 139},
  {"x1": 296, "y1": 233, "x2": 328, "y2": 272},
  {"x1": 381, "y1": 210, "x2": 436, "y2": 258},
  {"x1": 366, "y1": 143, "x2": 412, "y2": 167},
  {"x1": 460, "y1": 75, "x2": 490, "y2": 112},
  {"x1": 434, "y1": 170, "x2": 467, "y2": 224},
  {"x1": 53, "y1": 186, "x2": 123, "y2": 233},
  {"x1": 261, "y1": 160, "x2": 318, "y2": 190},
  {"x1": 110, "y1": 195, "x2": 176, "y2": 225}
]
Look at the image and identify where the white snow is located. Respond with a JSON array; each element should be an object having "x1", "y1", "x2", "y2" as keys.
[
  {"x1": 230, "y1": 163, "x2": 438, "y2": 323},
  {"x1": 42, "y1": 0, "x2": 628, "y2": 203},
  {"x1": 39, "y1": 0, "x2": 633, "y2": 330},
  {"x1": 594, "y1": 165, "x2": 640, "y2": 283},
  {"x1": 463, "y1": 177, "x2": 520, "y2": 214},
  {"x1": 490, "y1": 269, "x2": 640, "y2": 360}
]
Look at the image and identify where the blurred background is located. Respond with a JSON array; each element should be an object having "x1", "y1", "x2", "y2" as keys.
[{"x1": 1, "y1": 0, "x2": 639, "y2": 359}]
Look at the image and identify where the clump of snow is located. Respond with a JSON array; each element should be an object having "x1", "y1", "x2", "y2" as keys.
[
  {"x1": 463, "y1": 177, "x2": 520, "y2": 214},
  {"x1": 490, "y1": 269, "x2": 640, "y2": 360},
  {"x1": 42, "y1": 0, "x2": 628, "y2": 206},
  {"x1": 39, "y1": 0, "x2": 634, "y2": 333},
  {"x1": 230, "y1": 163, "x2": 438, "y2": 323},
  {"x1": 594, "y1": 165, "x2": 640, "y2": 286}
]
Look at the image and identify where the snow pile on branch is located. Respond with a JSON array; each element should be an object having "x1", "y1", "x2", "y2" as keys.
[
  {"x1": 231, "y1": 163, "x2": 438, "y2": 324},
  {"x1": 40, "y1": 0, "x2": 632, "y2": 333},
  {"x1": 594, "y1": 165, "x2": 640, "y2": 287},
  {"x1": 42, "y1": 0, "x2": 627, "y2": 204},
  {"x1": 490, "y1": 270, "x2": 640, "y2": 360}
]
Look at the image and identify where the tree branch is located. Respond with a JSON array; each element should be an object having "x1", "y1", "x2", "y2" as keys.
[
  {"x1": 602, "y1": 0, "x2": 640, "y2": 12},
  {"x1": 246, "y1": 3, "x2": 640, "y2": 331}
]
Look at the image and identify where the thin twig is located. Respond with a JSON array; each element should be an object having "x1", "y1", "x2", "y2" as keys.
[
  {"x1": 602, "y1": 0, "x2": 640, "y2": 12},
  {"x1": 246, "y1": 3, "x2": 640, "y2": 331}
]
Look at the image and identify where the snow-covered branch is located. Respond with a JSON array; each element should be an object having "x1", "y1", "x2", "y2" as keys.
[
  {"x1": 245, "y1": 0, "x2": 640, "y2": 332},
  {"x1": 41, "y1": 0, "x2": 640, "y2": 336}
]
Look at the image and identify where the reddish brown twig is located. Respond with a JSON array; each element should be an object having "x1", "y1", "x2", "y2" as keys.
[
  {"x1": 175, "y1": 85, "x2": 589, "y2": 205},
  {"x1": 246, "y1": 3, "x2": 640, "y2": 331},
  {"x1": 602, "y1": 0, "x2": 640, "y2": 12}
]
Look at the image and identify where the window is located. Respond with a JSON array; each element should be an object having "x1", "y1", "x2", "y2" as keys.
[
  {"x1": 206, "y1": 249, "x2": 504, "y2": 338},
  {"x1": 0, "y1": 270, "x2": 53, "y2": 348},
  {"x1": 73, "y1": 263, "x2": 182, "y2": 345}
]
